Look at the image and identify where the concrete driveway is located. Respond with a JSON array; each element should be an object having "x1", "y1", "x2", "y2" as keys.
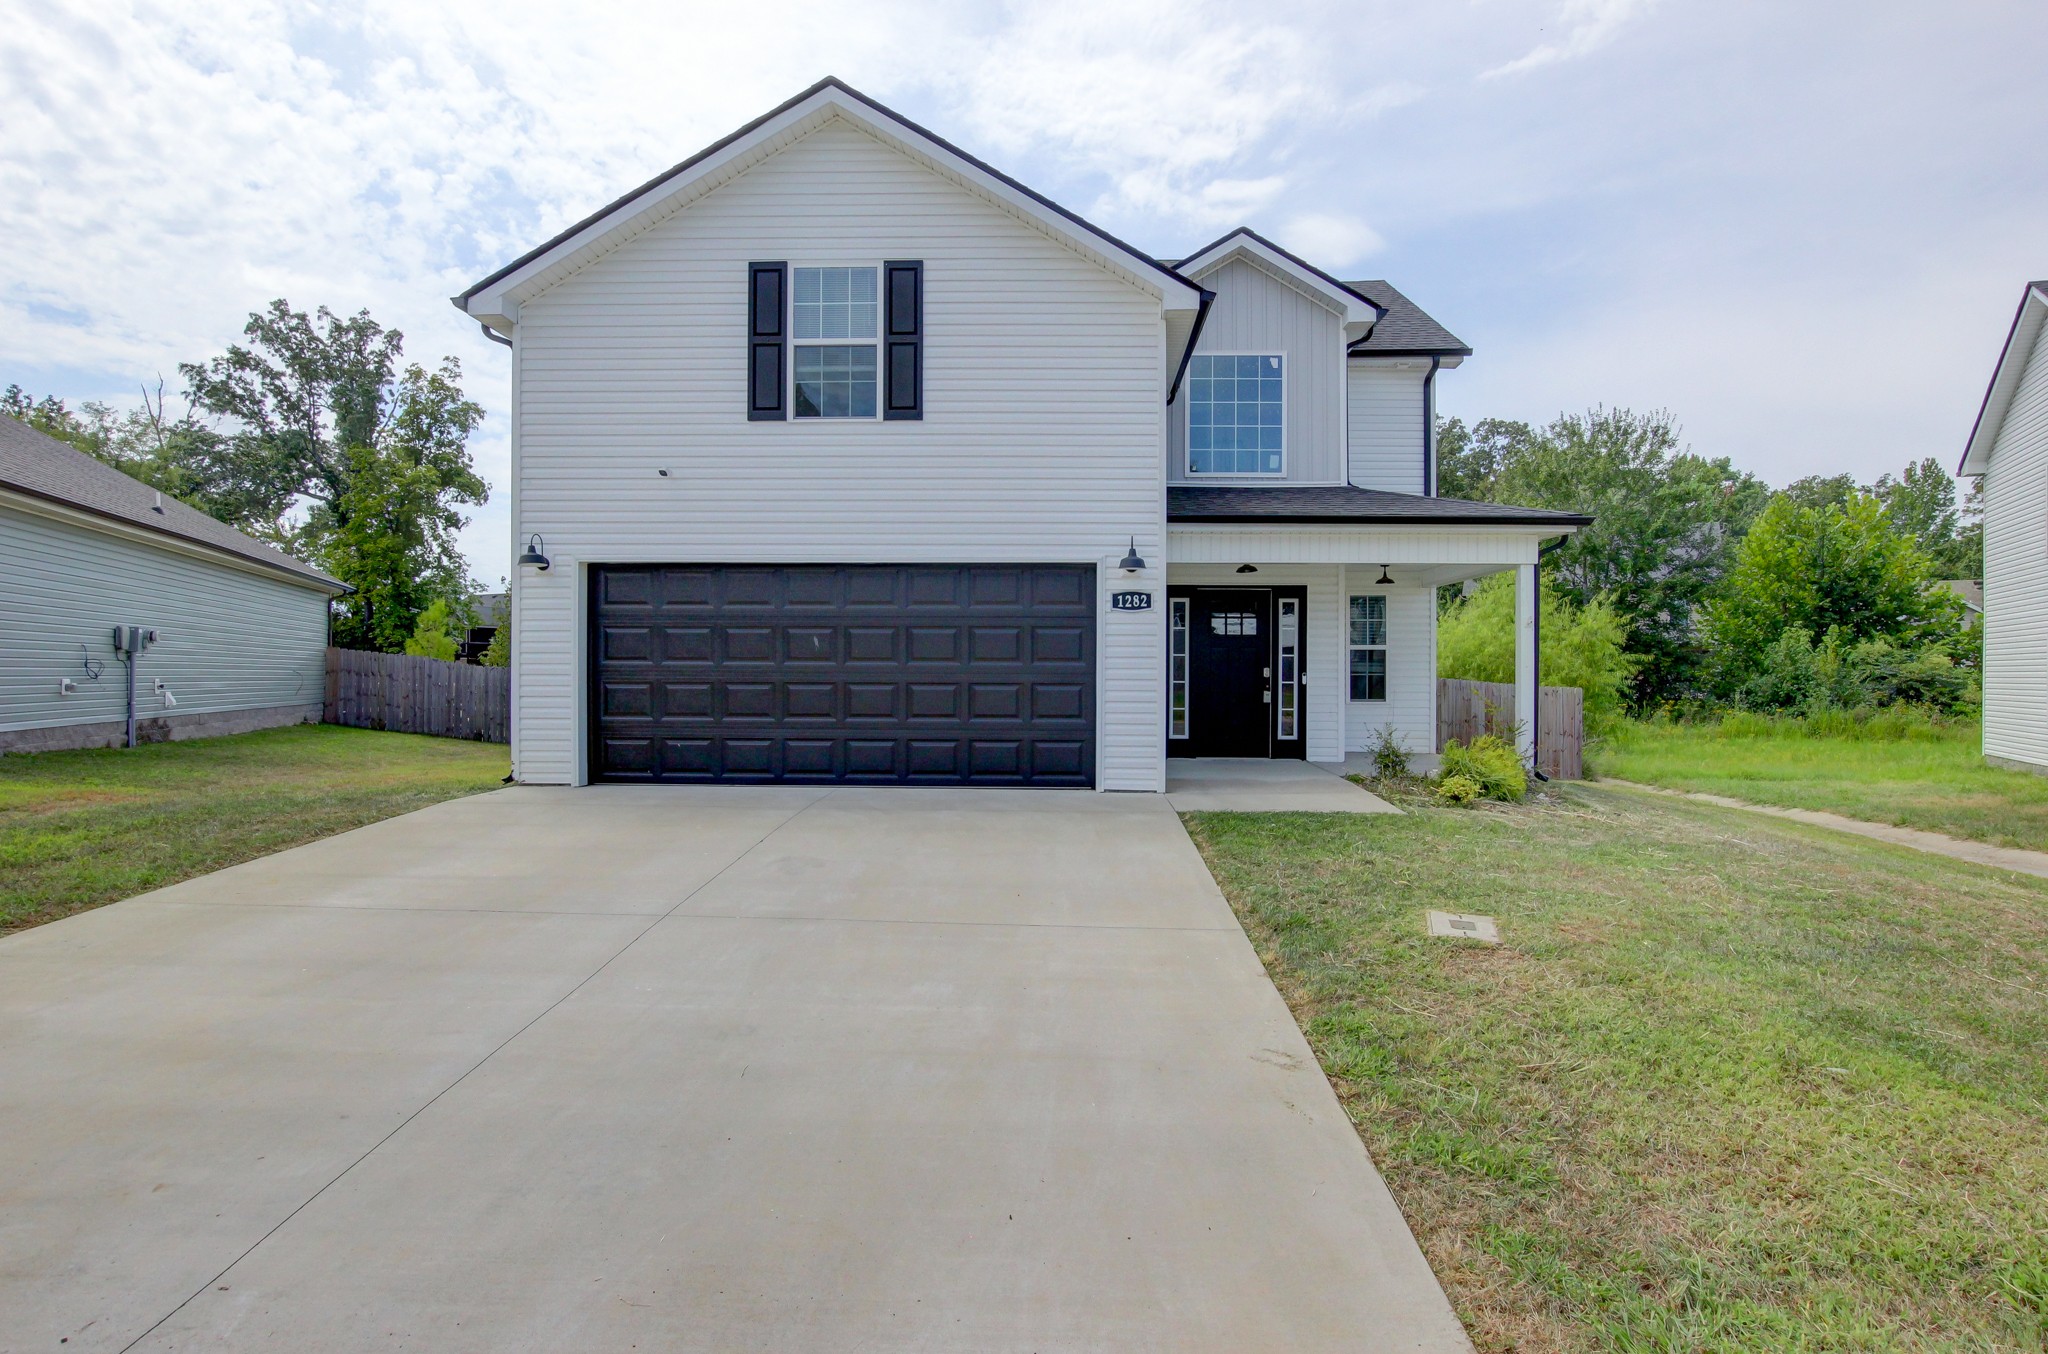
[{"x1": 0, "y1": 786, "x2": 1467, "y2": 1353}]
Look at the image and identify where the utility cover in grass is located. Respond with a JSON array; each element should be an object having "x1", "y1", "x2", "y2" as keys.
[{"x1": 1426, "y1": 910, "x2": 1499, "y2": 944}]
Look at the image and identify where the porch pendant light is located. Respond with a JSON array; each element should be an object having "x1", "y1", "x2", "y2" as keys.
[
  {"x1": 1376, "y1": 565, "x2": 1394, "y2": 586},
  {"x1": 1235, "y1": 564, "x2": 1258, "y2": 574},
  {"x1": 518, "y1": 534, "x2": 551, "y2": 571},
  {"x1": 1119, "y1": 536, "x2": 1146, "y2": 573}
]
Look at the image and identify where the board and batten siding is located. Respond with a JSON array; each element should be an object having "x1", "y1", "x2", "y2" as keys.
[
  {"x1": 1168, "y1": 257, "x2": 1346, "y2": 485},
  {"x1": 508, "y1": 116, "x2": 1170, "y2": 788},
  {"x1": 0, "y1": 501, "x2": 328, "y2": 741},
  {"x1": 1347, "y1": 361, "x2": 1428, "y2": 495},
  {"x1": 1982, "y1": 319, "x2": 2048, "y2": 770}
]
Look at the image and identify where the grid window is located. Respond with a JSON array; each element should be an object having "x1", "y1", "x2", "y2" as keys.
[
  {"x1": 1349, "y1": 595, "x2": 1387, "y2": 701},
  {"x1": 1169, "y1": 598, "x2": 1189, "y2": 739},
  {"x1": 793, "y1": 267, "x2": 878, "y2": 341},
  {"x1": 1188, "y1": 353, "x2": 1284, "y2": 475},
  {"x1": 794, "y1": 346, "x2": 877, "y2": 419},
  {"x1": 792, "y1": 266, "x2": 879, "y2": 419},
  {"x1": 1277, "y1": 598, "x2": 1300, "y2": 741}
]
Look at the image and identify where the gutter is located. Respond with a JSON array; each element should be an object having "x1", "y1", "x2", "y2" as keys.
[
  {"x1": 1166, "y1": 289, "x2": 1217, "y2": 405},
  {"x1": 1421, "y1": 356, "x2": 1441, "y2": 496}
]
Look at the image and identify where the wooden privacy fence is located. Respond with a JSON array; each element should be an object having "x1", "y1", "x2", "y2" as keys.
[
  {"x1": 324, "y1": 648, "x2": 509, "y2": 743},
  {"x1": 1437, "y1": 678, "x2": 1584, "y2": 780}
]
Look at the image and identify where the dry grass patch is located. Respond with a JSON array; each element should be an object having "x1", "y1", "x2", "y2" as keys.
[{"x1": 1184, "y1": 789, "x2": 2048, "y2": 1351}]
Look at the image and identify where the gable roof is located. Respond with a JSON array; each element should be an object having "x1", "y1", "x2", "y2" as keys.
[
  {"x1": 1168, "y1": 484, "x2": 1587, "y2": 528},
  {"x1": 1342, "y1": 280, "x2": 1471, "y2": 357},
  {"x1": 0, "y1": 415, "x2": 344, "y2": 592},
  {"x1": 1170, "y1": 227, "x2": 1383, "y2": 331},
  {"x1": 455, "y1": 77, "x2": 1204, "y2": 330},
  {"x1": 1960, "y1": 280, "x2": 2048, "y2": 474}
]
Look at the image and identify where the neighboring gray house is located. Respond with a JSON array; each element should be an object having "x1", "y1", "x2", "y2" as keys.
[
  {"x1": 1961, "y1": 279, "x2": 2048, "y2": 773},
  {"x1": 454, "y1": 79, "x2": 1586, "y2": 788},
  {"x1": 1, "y1": 415, "x2": 346, "y2": 753}
]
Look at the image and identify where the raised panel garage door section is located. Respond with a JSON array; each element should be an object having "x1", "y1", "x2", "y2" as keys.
[{"x1": 591, "y1": 565, "x2": 1095, "y2": 786}]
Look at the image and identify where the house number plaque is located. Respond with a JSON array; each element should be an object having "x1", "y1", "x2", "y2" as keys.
[{"x1": 1110, "y1": 591, "x2": 1154, "y2": 612}]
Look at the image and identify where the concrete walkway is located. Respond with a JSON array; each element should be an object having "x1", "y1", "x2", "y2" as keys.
[
  {"x1": 1166, "y1": 757, "x2": 1400, "y2": 813},
  {"x1": 0, "y1": 786, "x2": 1466, "y2": 1353},
  {"x1": 1599, "y1": 778, "x2": 2048, "y2": 880}
]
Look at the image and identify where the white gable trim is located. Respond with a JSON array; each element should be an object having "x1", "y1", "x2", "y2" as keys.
[
  {"x1": 1175, "y1": 229, "x2": 1382, "y2": 337},
  {"x1": 1962, "y1": 282, "x2": 2048, "y2": 475},
  {"x1": 456, "y1": 79, "x2": 1204, "y2": 332}
]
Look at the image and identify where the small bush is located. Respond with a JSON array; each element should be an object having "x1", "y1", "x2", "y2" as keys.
[
  {"x1": 1436, "y1": 773, "x2": 1485, "y2": 806},
  {"x1": 1367, "y1": 723, "x2": 1411, "y2": 779},
  {"x1": 1439, "y1": 734, "x2": 1527, "y2": 802}
]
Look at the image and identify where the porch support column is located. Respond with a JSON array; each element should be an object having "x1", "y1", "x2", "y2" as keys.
[{"x1": 1514, "y1": 563, "x2": 1539, "y2": 766}]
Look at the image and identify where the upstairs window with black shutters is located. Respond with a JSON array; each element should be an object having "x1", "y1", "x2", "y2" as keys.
[{"x1": 793, "y1": 266, "x2": 879, "y2": 418}]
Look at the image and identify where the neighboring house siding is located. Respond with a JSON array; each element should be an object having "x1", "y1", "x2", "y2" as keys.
[
  {"x1": 1983, "y1": 322, "x2": 2048, "y2": 770},
  {"x1": 0, "y1": 502, "x2": 328, "y2": 743},
  {"x1": 510, "y1": 118, "x2": 1168, "y2": 788},
  {"x1": 1169, "y1": 258, "x2": 1346, "y2": 486},
  {"x1": 1347, "y1": 362, "x2": 1427, "y2": 495}
]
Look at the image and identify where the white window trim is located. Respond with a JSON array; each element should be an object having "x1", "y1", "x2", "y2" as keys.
[
  {"x1": 790, "y1": 261, "x2": 883, "y2": 422},
  {"x1": 1348, "y1": 593, "x2": 1389, "y2": 703},
  {"x1": 1168, "y1": 596, "x2": 1190, "y2": 741},
  {"x1": 1184, "y1": 350, "x2": 1287, "y2": 478}
]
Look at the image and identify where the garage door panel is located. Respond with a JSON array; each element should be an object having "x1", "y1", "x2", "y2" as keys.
[{"x1": 592, "y1": 565, "x2": 1094, "y2": 786}]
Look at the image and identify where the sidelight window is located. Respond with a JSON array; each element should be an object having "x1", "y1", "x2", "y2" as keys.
[
  {"x1": 1277, "y1": 597, "x2": 1299, "y2": 740},
  {"x1": 1349, "y1": 595, "x2": 1387, "y2": 701},
  {"x1": 1169, "y1": 598, "x2": 1189, "y2": 739}
]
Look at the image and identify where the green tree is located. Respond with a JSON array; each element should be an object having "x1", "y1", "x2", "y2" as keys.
[
  {"x1": 1434, "y1": 415, "x2": 1539, "y2": 501},
  {"x1": 402, "y1": 598, "x2": 461, "y2": 661},
  {"x1": 178, "y1": 301, "x2": 487, "y2": 648},
  {"x1": 1483, "y1": 407, "x2": 1770, "y2": 704},
  {"x1": 1436, "y1": 574, "x2": 1640, "y2": 733},
  {"x1": 478, "y1": 619, "x2": 510, "y2": 668},
  {"x1": 6, "y1": 382, "x2": 237, "y2": 511},
  {"x1": 1705, "y1": 493, "x2": 1960, "y2": 686},
  {"x1": 1876, "y1": 457, "x2": 1980, "y2": 579},
  {"x1": 1781, "y1": 473, "x2": 1861, "y2": 511}
]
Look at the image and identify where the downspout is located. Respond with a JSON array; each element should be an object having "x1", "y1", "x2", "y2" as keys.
[
  {"x1": 1166, "y1": 289, "x2": 1217, "y2": 405},
  {"x1": 1528, "y1": 535, "x2": 1570, "y2": 781},
  {"x1": 1421, "y1": 356, "x2": 1441, "y2": 496},
  {"x1": 479, "y1": 323, "x2": 513, "y2": 349}
]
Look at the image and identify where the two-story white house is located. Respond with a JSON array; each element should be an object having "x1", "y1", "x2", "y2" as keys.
[{"x1": 455, "y1": 79, "x2": 1587, "y2": 790}]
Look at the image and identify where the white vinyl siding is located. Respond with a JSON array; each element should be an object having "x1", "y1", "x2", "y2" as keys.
[
  {"x1": 1169, "y1": 258, "x2": 1345, "y2": 484},
  {"x1": 1341, "y1": 571, "x2": 1436, "y2": 768},
  {"x1": 1347, "y1": 362, "x2": 1428, "y2": 494},
  {"x1": 1982, "y1": 320, "x2": 2048, "y2": 770},
  {"x1": 509, "y1": 117, "x2": 1168, "y2": 788},
  {"x1": 0, "y1": 501, "x2": 329, "y2": 736}
]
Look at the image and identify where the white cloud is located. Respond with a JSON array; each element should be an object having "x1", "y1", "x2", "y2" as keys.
[
  {"x1": 1279, "y1": 213, "x2": 1387, "y2": 269},
  {"x1": 1481, "y1": 0, "x2": 1655, "y2": 79}
]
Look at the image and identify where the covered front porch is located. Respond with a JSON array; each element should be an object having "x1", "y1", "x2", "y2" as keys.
[{"x1": 1162, "y1": 486, "x2": 1590, "y2": 776}]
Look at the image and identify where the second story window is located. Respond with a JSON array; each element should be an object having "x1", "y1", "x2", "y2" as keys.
[
  {"x1": 1188, "y1": 353, "x2": 1283, "y2": 475},
  {"x1": 793, "y1": 266, "x2": 878, "y2": 418}
]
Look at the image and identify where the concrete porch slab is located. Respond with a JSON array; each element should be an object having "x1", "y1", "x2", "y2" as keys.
[{"x1": 1165, "y1": 758, "x2": 1401, "y2": 813}]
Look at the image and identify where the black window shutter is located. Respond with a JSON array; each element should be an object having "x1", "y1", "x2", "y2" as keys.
[
  {"x1": 748, "y1": 262, "x2": 787, "y2": 420},
  {"x1": 883, "y1": 260, "x2": 923, "y2": 421}
]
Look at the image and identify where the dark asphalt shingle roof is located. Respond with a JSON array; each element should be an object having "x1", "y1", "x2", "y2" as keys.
[
  {"x1": 1341, "y1": 280, "x2": 1470, "y2": 356},
  {"x1": 0, "y1": 415, "x2": 343, "y2": 591},
  {"x1": 1169, "y1": 484, "x2": 1588, "y2": 527}
]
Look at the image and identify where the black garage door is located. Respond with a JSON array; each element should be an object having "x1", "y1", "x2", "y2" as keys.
[{"x1": 591, "y1": 565, "x2": 1095, "y2": 786}]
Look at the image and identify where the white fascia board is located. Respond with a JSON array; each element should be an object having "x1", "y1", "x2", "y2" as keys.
[
  {"x1": 1962, "y1": 284, "x2": 2048, "y2": 474},
  {"x1": 455, "y1": 83, "x2": 1203, "y2": 328},
  {"x1": 1176, "y1": 230, "x2": 1380, "y2": 329}
]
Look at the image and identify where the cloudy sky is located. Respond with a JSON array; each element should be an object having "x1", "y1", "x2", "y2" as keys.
[{"x1": 5, "y1": 0, "x2": 2043, "y2": 579}]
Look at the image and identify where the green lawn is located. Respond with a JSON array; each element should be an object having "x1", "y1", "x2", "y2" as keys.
[
  {"x1": 1185, "y1": 792, "x2": 2048, "y2": 1352},
  {"x1": 1, "y1": 725, "x2": 508, "y2": 933},
  {"x1": 1596, "y1": 718, "x2": 2048, "y2": 854}
]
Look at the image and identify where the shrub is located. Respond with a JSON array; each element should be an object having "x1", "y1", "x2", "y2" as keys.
[
  {"x1": 478, "y1": 622, "x2": 509, "y2": 668},
  {"x1": 1438, "y1": 575, "x2": 1640, "y2": 733},
  {"x1": 1439, "y1": 734, "x2": 1527, "y2": 802},
  {"x1": 1728, "y1": 626, "x2": 1977, "y2": 717},
  {"x1": 1367, "y1": 723, "x2": 1411, "y2": 779},
  {"x1": 1436, "y1": 774, "x2": 1484, "y2": 806},
  {"x1": 402, "y1": 598, "x2": 460, "y2": 661}
]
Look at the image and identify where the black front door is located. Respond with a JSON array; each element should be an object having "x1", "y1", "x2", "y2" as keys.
[{"x1": 1186, "y1": 589, "x2": 1272, "y2": 757}]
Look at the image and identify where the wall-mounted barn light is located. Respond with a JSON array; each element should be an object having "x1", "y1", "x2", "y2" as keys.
[
  {"x1": 518, "y1": 534, "x2": 551, "y2": 571},
  {"x1": 1119, "y1": 536, "x2": 1146, "y2": 573}
]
